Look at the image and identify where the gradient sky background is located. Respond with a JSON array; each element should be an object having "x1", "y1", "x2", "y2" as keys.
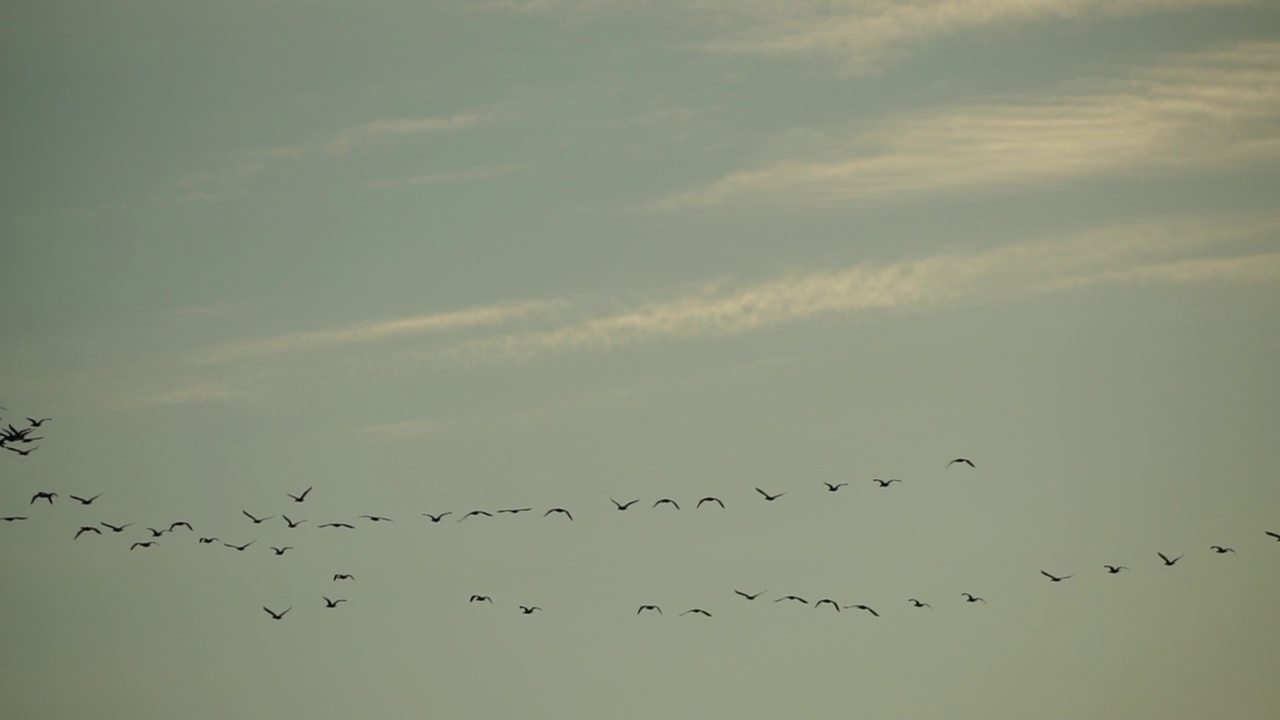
[{"x1": 3, "y1": 1, "x2": 1280, "y2": 718}]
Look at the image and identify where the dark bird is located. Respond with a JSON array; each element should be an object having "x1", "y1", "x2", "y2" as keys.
[
  {"x1": 652, "y1": 498, "x2": 680, "y2": 510},
  {"x1": 823, "y1": 482, "x2": 848, "y2": 492},
  {"x1": 734, "y1": 590, "x2": 766, "y2": 601},
  {"x1": 872, "y1": 478, "x2": 901, "y2": 487},
  {"x1": 947, "y1": 458, "x2": 976, "y2": 468},
  {"x1": 1210, "y1": 545, "x2": 1235, "y2": 554},
  {"x1": 1041, "y1": 571, "x2": 1073, "y2": 582},
  {"x1": 1265, "y1": 531, "x2": 1280, "y2": 542},
  {"x1": 696, "y1": 497, "x2": 725, "y2": 509},
  {"x1": 99, "y1": 522, "x2": 131, "y2": 533},
  {"x1": 814, "y1": 599, "x2": 841, "y2": 612},
  {"x1": 469, "y1": 595, "x2": 493, "y2": 603},
  {"x1": 774, "y1": 595, "x2": 808, "y2": 604},
  {"x1": 130, "y1": 541, "x2": 158, "y2": 550},
  {"x1": 282, "y1": 515, "x2": 306, "y2": 528},
  {"x1": 908, "y1": 598, "x2": 932, "y2": 608},
  {"x1": 74, "y1": 526, "x2": 101, "y2": 539},
  {"x1": 6, "y1": 445, "x2": 38, "y2": 456},
  {"x1": 145, "y1": 527, "x2": 168, "y2": 538},
  {"x1": 224, "y1": 540, "x2": 255, "y2": 551},
  {"x1": 70, "y1": 494, "x2": 101, "y2": 505},
  {"x1": 333, "y1": 574, "x2": 354, "y2": 581},
  {"x1": 242, "y1": 511, "x2": 273, "y2": 524},
  {"x1": 422, "y1": 512, "x2": 452, "y2": 522},
  {"x1": 27, "y1": 417, "x2": 52, "y2": 427},
  {"x1": 1158, "y1": 552, "x2": 1184, "y2": 566},
  {"x1": 611, "y1": 498, "x2": 639, "y2": 511},
  {"x1": 286, "y1": 486, "x2": 313, "y2": 503},
  {"x1": 168, "y1": 521, "x2": 193, "y2": 532},
  {"x1": 519, "y1": 605, "x2": 541, "y2": 614},
  {"x1": 323, "y1": 597, "x2": 347, "y2": 608},
  {"x1": 30, "y1": 492, "x2": 56, "y2": 504},
  {"x1": 198, "y1": 537, "x2": 220, "y2": 544},
  {"x1": 845, "y1": 604, "x2": 879, "y2": 617},
  {"x1": 755, "y1": 487, "x2": 785, "y2": 501},
  {"x1": 2, "y1": 516, "x2": 28, "y2": 522},
  {"x1": 263, "y1": 607, "x2": 291, "y2": 620},
  {"x1": 360, "y1": 515, "x2": 392, "y2": 522},
  {"x1": 497, "y1": 508, "x2": 531, "y2": 515},
  {"x1": 319, "y1": 522, "x2": 355, "y2": 529},
  {"x1": 1103, "y1": 565, "x2": 1128, "y2": 574},
  {"x1": 636, "y1": 605, "x2": 662, "y2": 614},
  {"x1": 681, "y1": 608, "x2": 712, "y2": 617},
  {"x1": 961, "y1": 593, "x2": 986, "y2": 604},
  {"x1": 459, "y1": 510, "x2": 493, "y2": 522},
  {"x1": 270, "y1": 546, "x2": 293, "y2": 556},
  {"x1": 544, "y1": 507, "x2": 573, "y2": 520}
]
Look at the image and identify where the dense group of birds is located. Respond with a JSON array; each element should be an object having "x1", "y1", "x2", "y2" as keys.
[{"x1": 6, "y1": 406, "x2": 1280, "y2": 623}]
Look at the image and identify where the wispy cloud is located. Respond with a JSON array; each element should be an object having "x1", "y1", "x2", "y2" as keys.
[
  {"x1": 646, "y1": 39, "x2": 1280, "y2": 210},
  {"x1": 434, "y1": 215, "x2": 1280, "y2": 365},
  {"x1": 320, "y1": 112, "x2": 493, "y2": 157},
  {"x1": 356, "y1": 164, "x2": 521, "y2": 191},
  {"x1": 123, "y1": 382, "x2": 258, "y2": 408}
]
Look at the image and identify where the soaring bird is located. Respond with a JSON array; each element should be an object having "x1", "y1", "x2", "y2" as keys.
[
  {"x1": 27, "y1": 417, "x2": 52, "y2": 427},
  {"x1": 652, "y1": 498, "x2": 680, "y2": 510},
  {"x1": 30, "y1": 492, "x2": 56, "y2": 504},
  {"x1": 774, "y1": 595, "x2": 808, "y2": 604},
  {"x1": 469, "y1": 595, "x2": 493, "y2": 603},
  {"x1": 422, "y1": 512, "x2": 452, "y2": 523},
  {"x1": 459, "y1": 510, "x2": 493, "y2": 522},
  {"x1": 69, "y1": 494, "x2": 101, "y2": 505},
  {"x1": 99, "y1": 522, "x2": 131, "y2": 533},
  {"x1": 755, "y1": 487, "x2": 785, "y2": 502},
  {"x1": 2, "y1": 516, "x2": 28, "y2": 522},
  {"x1": 611, "y1": 498, "x2": 639, "y2": 511},
  {"x1": 198, "y1": 537, "x2": 220, "y2": 544},
  {"x1": 287, "y1": 487, "x2": 313, "y2": 503},
  {"x1": 6, "y1": 446, "x2": 37, "y2": 456},
  {"x1": 270, "y1": 546, "x2": 293, "y2": 556},
  {"x1": 845, "y1": 604, "x2": 879, "y2": 617},
  {"x1": 168, "y1": 521, "x2": 193, "y2": 532},
  {"x1": 947, "y1": 458, "x2": 976, "y2": 468},
  {"x1": 961, "y1": 593, "x2": 986, "y2": 604},
  {"x1": 497, "y1": 508, "x2": 531, "y2": 515},
  {"x1": 823, "y1": 482, "x2": 848, "y2": 492},
  {"x1": 1210, "y1": 545, "x2": 1235, "y2": 554},
  {"x1": 263, "y1": 607, "x2": 291, "y2": 620},
  {"x1": 814, "y1": 599, "x2": 841, "y2": 612},
  {"x1": 242, "y1": 511, "x2": 273, "y2": 524},
  {"x1": 1103, "y1": 565, "x2": 1128, "y2": 574},
  {"x1": 74, "y1": 526, "x2": 102, "y2": 539},
  {"x1": 360, "y1": 515, "x2": 392, "y2": 522},
  {"x1": 519, "y1": 605, "x2": 541, "y2": 614},
  {"x1": 636, "y1": 605, "x2": 662, "y2": 614},
  {"x1": 682, "y1": 608, "x2": 712, "y2": 617},
  {"x1": 1158, "y1": 552, "x2": 1184, "y2": 566},
  {"x1": 319, "y1": 522, "x2": 355, "y2": 529},
  {"x1": 696, "y1": 497, "x2": 725, "y2": 509},
  {"x1": 872, "y1": 478, "x2": 901, "y2": 487},
  {"x1": 908, "y1": 598, "x2": 932, "y2": 608},
  {"x1": 282, "y1": 515, "x2": 306, "y2": 528},
  {"x1": 323, "y1": 597, "x2": 347, "y2": 608},
  {"x1": 734, "y1": 590, "x2": 766, "y2": 600},
  {"x1": 333, "y1": 574, "x2": 355, "y2": 581},
  {"x1": 1041, "y1": 571, "x2": 1072, "y2": 582},
  {"x1": 145, "y1": 527, "x2": 169, "y2": 538},
  {"x1": 544, "y1": 507, "x2": 573, "y2": 520},
  {"x1": 224, "y1": 540, "x2": 255, "y2": 552},
  {"x1": 130, "y1": 541, "x2": 158, "y2": 550}
]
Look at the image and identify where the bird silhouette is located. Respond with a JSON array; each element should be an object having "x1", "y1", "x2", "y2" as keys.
[
  {"x1": 323, "y1": 597, "x2": 347, "y2": 608},
  {"x1": 681, "y1": 608, "x2": 712, "y2": 617},
  {"x1": 872, "y1": 478, "x2": 901, "y2": 487},
  {"x1": 282, "y1": 515, "x2": 306, "y2": 528},
  {"x1": 145, "y1": 527, "x2": 168, "y2": 538},
  {"x1": 319, "y1": 522, "x2": 355, "y2": 529},
  {"x1": 814, "y1": 599, "x2": 841, "y2": 612},
  {"x1": 333, "y1": 574, "x2": 355, "y2": 581},
  {"x1": 70, "y1": 494, "x2": 101, "y2": 505},
  {"x1": 263, "y1": 607, "x2": 291, "y2": 620},
  {"x1": 652, "y1": 498, "x2": 680, "y2": 510},
  {"x1": 636, "y1": 605, "x2": 662, "y2": 614},
  {"x1": 27, "y1": 417, "x2": 51, "y2": 427},
  {"x1": 497, "y1": 508, "x2": 532, "y2": 515},
  {"x1": 360, "y1": 515, "x2": 392, "y2": 522},
  {"x1": 947, "y1": 458, "x2": 976, "y2": 468},
  {"x1": 1158, "y1": 552, "x2": 1184, "y2": 566},
  {"x1": 242, "y1": 511, "x2": 273, "y2": 524},
  {"x1": 845, "y1": 604, "x2": 879, "y2": 617},
  {"x1": 1103, "y1": 565, "x2": 1128, "y2": 574},
  {"x1": 961, "y1": 593, "x2": 986, "y2": 604},
  {"x1": 459, "y1": 510, "x2": 493, "y2": 522},
  {"x1": 1210, "y1": 545, "x2": 1235, "y2": 554},
  {"x1": 519, "y1": 605, "x2": 541, "y2": 614},
  {"x1": 287, "y1": 487, "x2": 313, "y2": 503},
  {"x1": 2, "y1": 516, "x2": 29, "y2": 522},
  {"x1": 74, "y1": 526, "x2": 101, "y2": 539},
  {"x1": 130, "y1": 541, "x2": 158, "y2": 550},
  {"x1": 6, "y1": 446, "x2": 38, "y2": 456},
  {"x1": 30, "y1": 492, "x2": 56, "y2": 504},
  {"x1": 224, "y1": 540, "x2": 255, "y2": 552},
  {"x1": 469, "y1": 595, "x2": 493, "y2": 603},
  {"x1": 544, "y1": 507, "x2": 573, "y2": 520},
  {"x1": 823, "y1": 482, "x2": 848, "y2": 492},
  {"x1": 611, "y1": 498, "x2": 639, "y2": 511},
  {"x1": 908, "y1": 598, "x2": 932, "y2": 608},
  {"x1": 270, "y1": 546, "x2": 293, "y2": 556},
  {"x1": 1041, "y1": 571, "x2": 1073, "y2": 582},
  {"x1": 774, "y1": 595, "x2": 808, "y2": 604},
  {"x1": 422, "y1": 512, "x2": 452, "y2": 522},
  {"x1": 755, "y1": 487, "x2": 785, "y2": 501},
  {"x1": 168, "y1": 521, "x2": 193, "y2": 532},
  {"x1": 696, "y1": 497, "x2": 725, "y2": 509},
  {"x1": 99, "y1": 522, "x2": 131, "y2": 533},
  {"x1": 198, "y1": 537, "x2": 220, "y2": 544},
  {"x1": 734, "y1": 590, "x2": 766, "y2": 600}
]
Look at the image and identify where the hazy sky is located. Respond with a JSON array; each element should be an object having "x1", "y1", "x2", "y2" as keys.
[{"x1": 3, "y1": 2, "x2": 1280, "y2": 719}]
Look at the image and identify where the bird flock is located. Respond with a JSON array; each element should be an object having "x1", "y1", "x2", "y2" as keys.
[{"x1": 7, "y1": 409, "x2": 1280, "y2": 623}]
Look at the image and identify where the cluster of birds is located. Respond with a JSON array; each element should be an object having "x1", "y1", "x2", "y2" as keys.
[
  {"x1": 8, "y1": 421, "x2": 1280, "y2": 621},
  {"x1": 0, "y1": 409, "x2": 49, "y2": 457}
]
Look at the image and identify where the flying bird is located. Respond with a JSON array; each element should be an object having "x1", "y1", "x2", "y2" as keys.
[
  {"x1": 99, "y1": 522, "x2": 131, "y2": 533},
  {"x1": 961, "y1": 593, "x2": 986, "y2": 604},
  {"x1": 263, "y1": 607, "x2": 291, "y2": 620},
  {"x1": 360, "y1": 515, "x2": 392, "y2": 522},
  {"x1": 27, "y1": 417, "x2": 52, "y2": 427},
  {"x1": 459, "y1": 510, "x2": 493, "y2": 521},
  {"x1": 282, "y1": 515, "x2": 306, "y2": 528},
  {"x1": 74, "y1": 526, "x2": 101, "y2": 539},
  {"x1": 469, "y1": 595, "x2": 493, "y2": 603},
  {"x1": 130, "y1": 541, "x2": 158, "y2": 550},
  {"x1": 1158, "y1": 552, "x2": 1184, "y2": 566},
  {"x1": 845, "y1": 604, "x2": 879, "y2": 617},
  {"x1": 168, "y1": 521, "x2": 193, "y2": 532},
  {"x1": 145, "y1": 527, "x2": 168, "y2": 538},
  {"x1": 287, "y1": 487, "x2": 313, "y2": 503},
  {"x1": 6, "y1": 446, "x2": 37, "y2": 456},
  {"x1": 1103, "y1": 565, "x2": 1128, "y2": 574},
  {"x1": 755, "y1": 488, "x2": 785, "y2": 501},
  {"x1": 422, "y1": 512, "x2": 452, "y2": 522},
  {"x1": 323, "y1": 597, "x2": 347, "y2": 608},
  {"x1": 333, "y1": 574, "x2": 354, "y2": 581},
  {"x1": 544, "y1": 507, "x2": 573, "y2": 520},
  {"x1": 637, "y1": 605, "x2": 662, "y2": 614},
  {"x1": 774, "y1": 595, "x2": 808, "y2": 604},
  {"x1": 2, "y1": 516, "x2": 28, "y2": 522},
  {"x1": 519, "y1": 605, "x2": 541, "y2": 614},
  {"x1": 497, "y1": 508, "x2": 531, "y2": 515},
  {"x1": 696, "y1": 497, "x2": 725, "y2": 509},
  {"x1": 872, "y1": 478, "x2": 901, "y2": 487},
  {"x1": 69, "y1": 494, "x2": 101, "y2": 505},
  {"x1": 734, "y1": 590, "x2": 766, "y2": 600},
  {"x1": 319, "y1": 522, "x2": 355, "y2": 529},
  {"x1": 611, "y1": 498, "x2": 639, "y2": 511},
  {"x1": 198, "y1": 537, "x2": 220, "y2": 544},
  {"x1": 224, "y1": 541, "x2": 255, "y2": 552},
  {"x1": 814, "y1": 599, "x2": 841, "y2": 612},
  {"x1": 947, "y1": 458, "x2": 976, "y2": 468},
  {"x1": 682, "y1": 608, "x2": 712, "y2": 617},
  {"x1": 1210, "y1": 545, "x2": 1235, "y2": 554},
  {"x1": 823, "y1": 482, "x2": 848, "y2": 492},
  {"x1": 242, "y1": 511, "x2": 273, "y2": 524},
  {"x1": 652, "y1": 498, "x2": 680, "y2": 510},
  {"x1": 30, "y1": 492, "x2": 56, "y2": 504},
  {"x1": 1041, "y1": 571, "x2": 1073, "y2": 582},
  {"x1": 908, "y1": 598, "x2": 932, "y2": 608},
  {"x1": 270, "y1": 546, "x2": 293, "y2": 556}
]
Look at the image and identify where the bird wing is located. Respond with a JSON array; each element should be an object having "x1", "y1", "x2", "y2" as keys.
[
  {"x1": 1266, "y1": 531, "x2": 1280, "y2": 539},
  {"x1": 1158, "y1": 552, "x2": 1170, "y2": 562},
  {"x1": 754, "y1": 487, "x2": 768, "y2": 498}
]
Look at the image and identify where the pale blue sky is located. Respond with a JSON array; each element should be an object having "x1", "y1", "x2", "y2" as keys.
[{"x1": 3, "y1": 2, "x2": 1280, "y2": 719}]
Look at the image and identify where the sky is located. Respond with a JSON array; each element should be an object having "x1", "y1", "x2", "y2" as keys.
[{"x1": 2, "y1": 1, "x2": 1280, "y2": 718}]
